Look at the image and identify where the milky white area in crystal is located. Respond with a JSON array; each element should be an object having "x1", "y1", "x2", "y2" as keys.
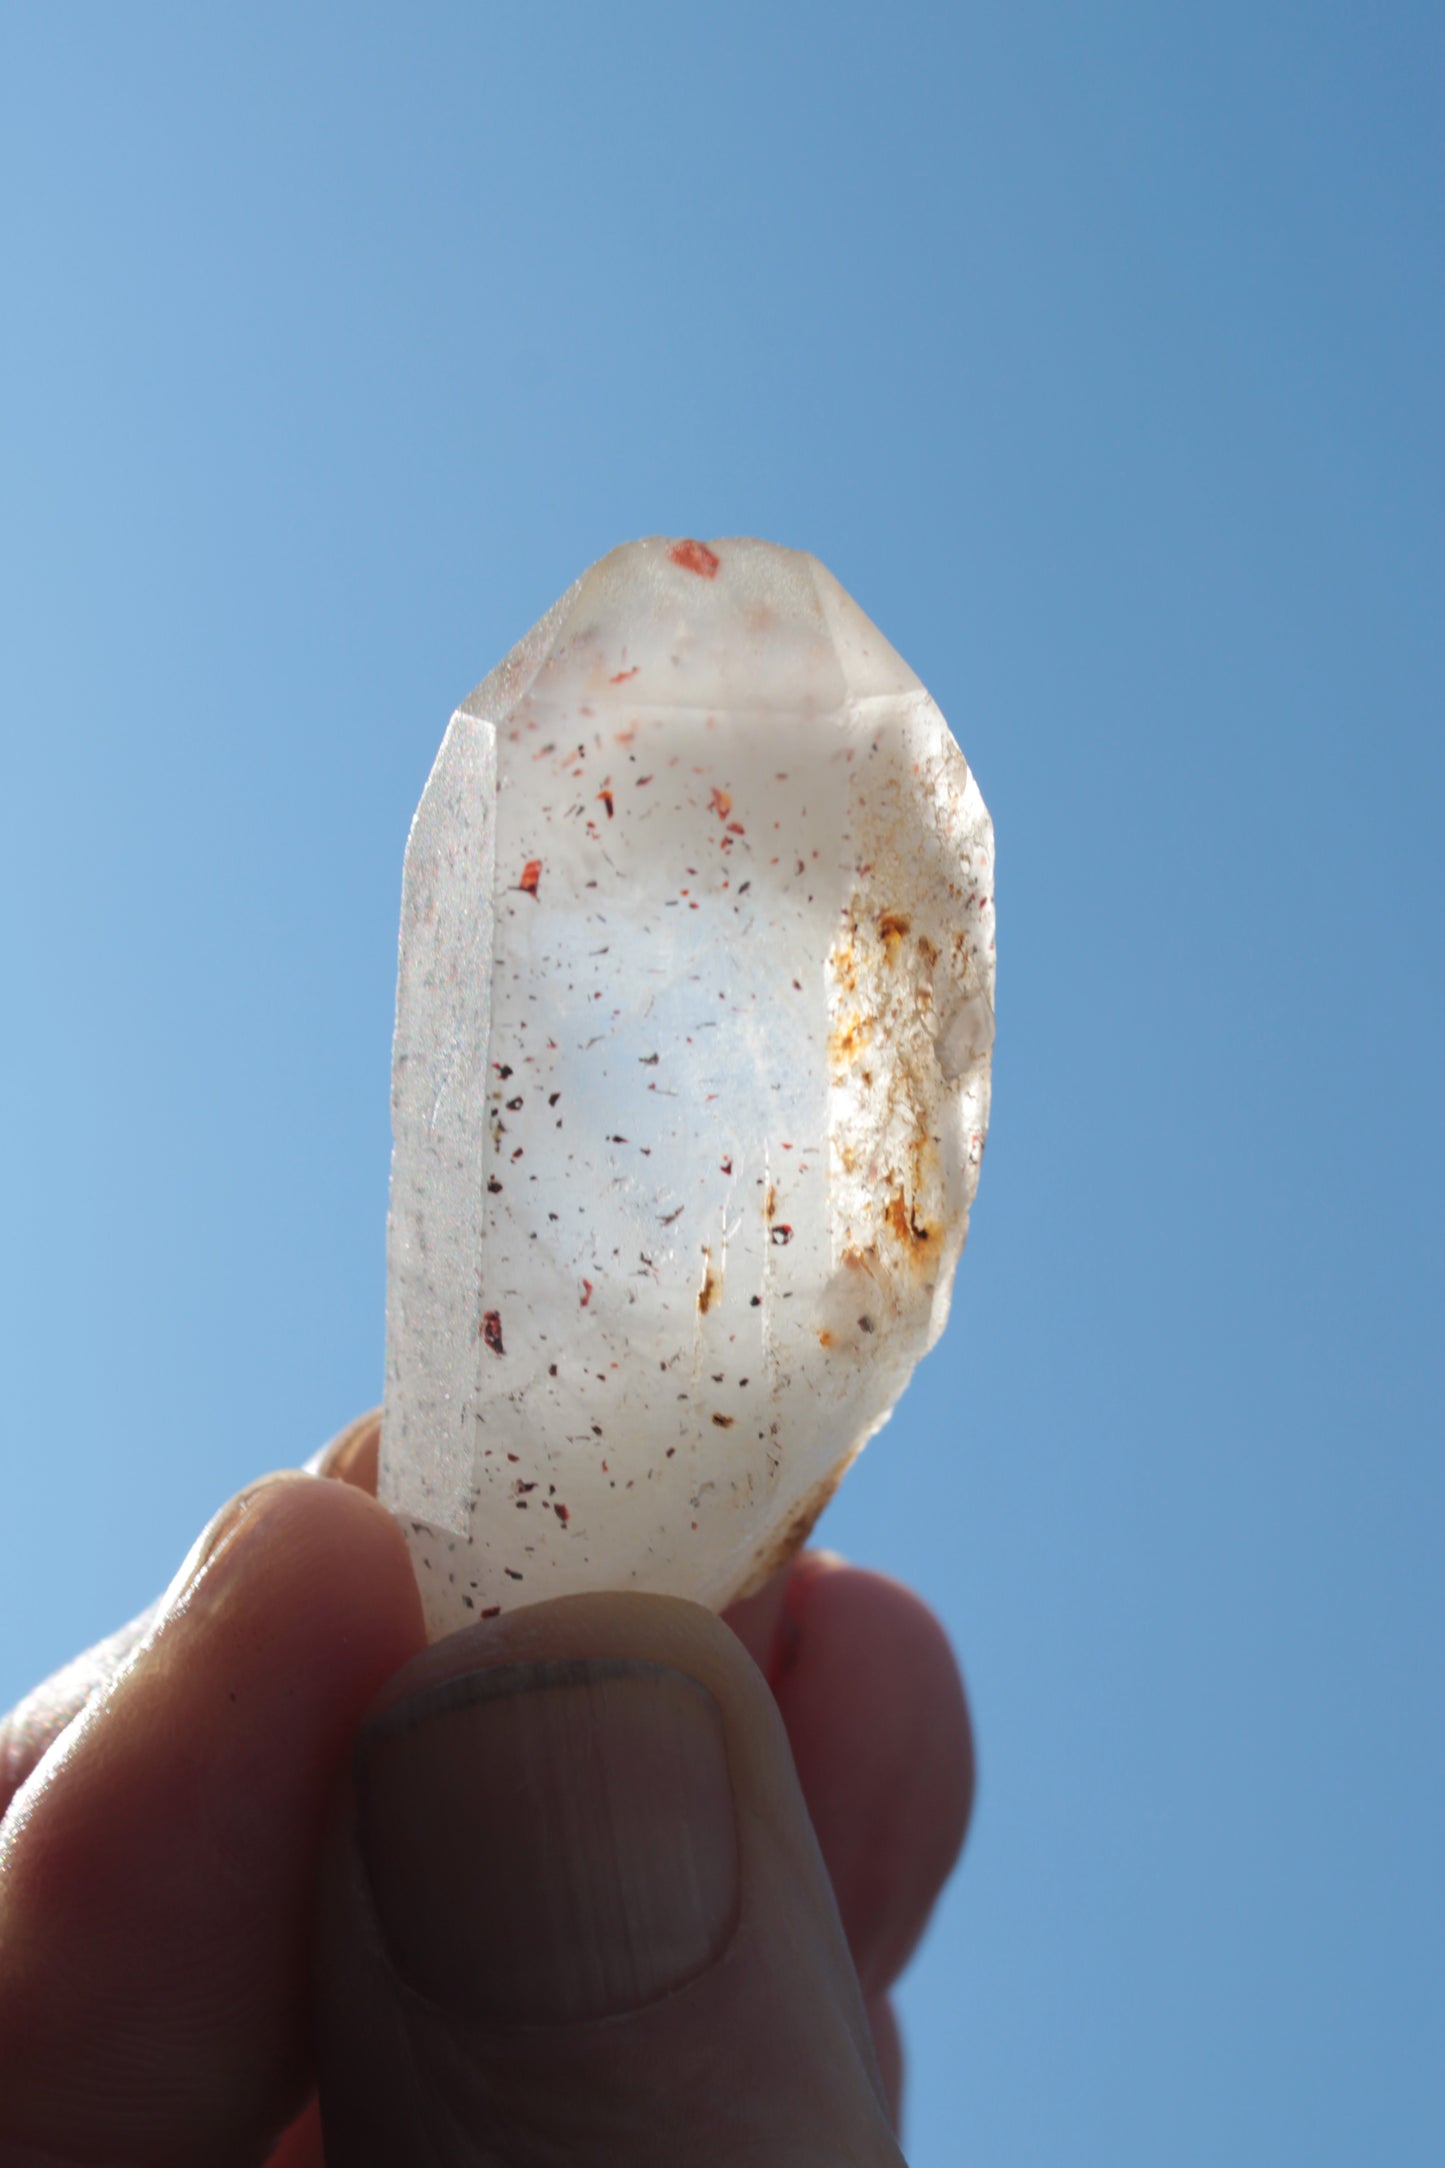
[{"x1": 380, "y1": 537, "x2": 995, "y2": 1640}]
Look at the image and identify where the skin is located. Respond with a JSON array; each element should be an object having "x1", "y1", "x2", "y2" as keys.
[{"x1": 0, "y1": 1414, "x2": 974, "y2": 2165}]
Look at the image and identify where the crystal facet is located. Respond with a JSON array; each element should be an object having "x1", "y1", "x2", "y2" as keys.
[{"x1": 381, "y1": 538, "x2": 995, "y2": 1639}]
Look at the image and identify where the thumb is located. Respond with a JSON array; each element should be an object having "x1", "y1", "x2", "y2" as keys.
[{"x1": 314, "y1": 1591, "x2": 903, "y2": 2166}]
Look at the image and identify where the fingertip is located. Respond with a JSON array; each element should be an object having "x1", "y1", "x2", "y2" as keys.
[
  {"x1": 313, "y1": 1589, "x2": 897, "y2": 2165},
  {"x1": 207, "y1": 1468, "x2": 420, "y2": 1650},
  {"x1": 0, "y1": 1461, "x2": 425, "y2": 2162},
  {"x1": 722, "y1": 1545, "x2": 849, "y2": 1683},
  {"x1": 307, "y1": 1410, "x2": 380, "y2": 1495},
  {"x1": 770, "y1": 1562, "x2": 974, "y2": 1994}
]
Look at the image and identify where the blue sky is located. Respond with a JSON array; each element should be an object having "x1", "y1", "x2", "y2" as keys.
[{"x1": 2, "y1": 5, "x2": 1441, "y2": 2161}]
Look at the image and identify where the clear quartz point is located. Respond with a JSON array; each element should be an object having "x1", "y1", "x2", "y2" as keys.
[{"x1": 380, "y1": 537, "x2": 995, "y2": 1638}]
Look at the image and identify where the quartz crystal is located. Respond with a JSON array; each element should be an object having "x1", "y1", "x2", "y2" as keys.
[{"x1": 380, "y1": 537, "x2": 995, "y2": 1639}]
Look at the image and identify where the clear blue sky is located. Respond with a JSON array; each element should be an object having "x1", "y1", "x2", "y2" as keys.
[{"x1": 3, "y1": 6, "x2": 1441, "y2": 2162}]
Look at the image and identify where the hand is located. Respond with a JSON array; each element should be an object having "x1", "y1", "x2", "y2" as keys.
[{"x1": 0, "y1": 1415, "x2": 973, "y2": 2164}]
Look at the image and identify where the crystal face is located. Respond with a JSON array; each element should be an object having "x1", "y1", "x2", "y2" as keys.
[{"x1": 380, "y1": 537, "x2": 995, "y2": 1639}]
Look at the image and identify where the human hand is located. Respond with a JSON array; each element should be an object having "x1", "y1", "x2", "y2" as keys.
[{"x1": 0, "y1": 1414, "x2": 973, "y2": 2164}]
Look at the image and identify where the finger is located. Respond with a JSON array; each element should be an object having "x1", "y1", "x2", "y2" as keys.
[
  {"x1": 0, "y1": 1473, "x2": 425, "y2": 2167},
  {"x1": 306, "y1": 1409, "x2": 380, "y2": 1492},
  {"x1": 720, "y1": 1545, "x2": 832, "y2": 1674},
  {"x1": 1, "y1": 1409, "x2": 383, "y2": 1815},
  {"x1": 314, "y1": 1593, "x2": 903, "y2": 2166},
  {"x1": 265, "y1": 1956, "x2": 915, "y2": 2160},
  {"x1": 1, "y1": 1604, "x2": 157, "y2": 1814},
  {"x1": 265, "y1": 2095, "x2": 325, "y2": 2167},
  {"x1": 867, "y1": 1994, "x2": 905, "y2": 2134},
  {"x1": 317, "y1": 1419, "x2": 971, "y2": 2004},
  {"x1": 767, "y1": 1552, "x2": 975, "y2": 1998}
]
